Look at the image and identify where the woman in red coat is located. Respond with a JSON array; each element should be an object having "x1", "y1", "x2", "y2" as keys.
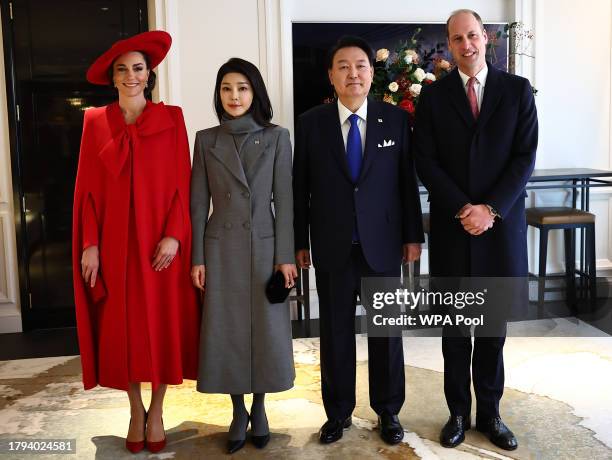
[{"x1": 72, "y1": 31, "x2": 199, "y2": 454}]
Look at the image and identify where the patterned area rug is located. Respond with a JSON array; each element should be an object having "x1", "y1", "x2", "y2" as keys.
[{"x1": 0, "y1": 336, "x2": 611, "y2": 459}]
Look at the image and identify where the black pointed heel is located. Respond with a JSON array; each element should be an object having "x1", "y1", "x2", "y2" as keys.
[
  {"x1": 251, "y1": 432, "x2": 270, "y2": 449},
  {"x1": 227, "y1": 415, "x2": 250, "y2": 454},
  {"x1": 227, "y1": 438, "x2": 246, "y2": 454}
]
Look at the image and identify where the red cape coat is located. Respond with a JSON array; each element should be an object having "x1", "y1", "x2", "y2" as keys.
[{"x1": 72, "y1": 100, "x2": 200, "y2": 391}]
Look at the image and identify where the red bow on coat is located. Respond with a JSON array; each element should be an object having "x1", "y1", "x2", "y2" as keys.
[{"x1": 98, "y1": 101, "x2": 176, "y2": 179}]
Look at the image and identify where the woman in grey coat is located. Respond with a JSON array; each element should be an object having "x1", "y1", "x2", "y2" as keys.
[{"x1": 190, "y1": 58, "x2": 297, "y2": 454}]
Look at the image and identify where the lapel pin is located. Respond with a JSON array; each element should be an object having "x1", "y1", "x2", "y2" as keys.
[
  {"x1": 378, "y1": 118, "x2": 383, "y2": 123},
  {"x1": 254, "y1": 139, "x2": 260, "y2": 144}
]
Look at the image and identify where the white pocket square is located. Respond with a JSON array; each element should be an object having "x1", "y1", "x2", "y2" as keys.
[{"x1": 377, "y1": 139, "x2": 396, "y2": 148}]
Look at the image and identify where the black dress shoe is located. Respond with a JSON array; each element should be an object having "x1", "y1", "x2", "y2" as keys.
[
  {"x1": 476, "y1": 416, "x2": 518, "y2": 451},
  {"x1": 440, "y1": 415, "x2": 471, "y2": 448},
  {"x1": 378, "y1": 414, "x2": 404, "y2": 445},
  {"x1": 319, "y1": 417, "x2": 352, "y2": 444}
]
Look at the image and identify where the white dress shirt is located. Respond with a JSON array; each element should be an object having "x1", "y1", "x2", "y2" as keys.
[
  {"x1": 458, "y1": 65, "x2": 488, "y2": 110},
  {"x1": 338, "y1": 98, "x2": 367, "y2": 155}
]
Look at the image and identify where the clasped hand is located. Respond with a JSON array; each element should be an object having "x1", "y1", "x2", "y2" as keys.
[{"x1": 458, "y1": 204, "x2": 495, "y2": 235}]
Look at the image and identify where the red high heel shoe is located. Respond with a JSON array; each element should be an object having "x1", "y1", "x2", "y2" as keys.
[
  {"x1": 125, "y1": 411, "x2": 147, "y2": 454},
  {"x1": 146, "y1": 417, "x2": 166, "y2": 453}
]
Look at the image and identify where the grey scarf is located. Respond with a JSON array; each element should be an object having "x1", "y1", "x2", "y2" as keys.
[{"x1": 220, "y1": 113, "x2": 264, "y2": 158}]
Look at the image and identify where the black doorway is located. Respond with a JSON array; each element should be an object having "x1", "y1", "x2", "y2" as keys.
[{"x1": 1, "y1": 0, "x2": 148, "y2": 330}]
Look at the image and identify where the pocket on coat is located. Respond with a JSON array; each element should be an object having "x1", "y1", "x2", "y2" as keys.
[{"x1": 258, "y1": 219, "x2": 275, "y2": 238}]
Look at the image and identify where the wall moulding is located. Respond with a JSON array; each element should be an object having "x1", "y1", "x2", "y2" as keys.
[
  {"x1": 147, "y1": 0, "x2": 181, "y2": 106},
  {"x1": 0, "y1": 212, "x2": 16, "y2": 304}
]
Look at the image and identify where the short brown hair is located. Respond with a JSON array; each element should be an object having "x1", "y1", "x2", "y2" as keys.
[{"x1": 446, "y1": 9, "x2": 485, "y2": 38}]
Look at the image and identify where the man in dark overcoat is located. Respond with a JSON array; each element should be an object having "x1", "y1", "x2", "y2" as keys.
[{"x1": 414, "y1": 9, "x2": 538, "y2": 451}]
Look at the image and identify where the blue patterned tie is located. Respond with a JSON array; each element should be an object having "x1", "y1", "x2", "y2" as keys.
[
  {"x1": 347, "y1": 113, "x2": 362, "y2": 242},
  {"x1": 347, "y1": 114, "x2": 362, "y2": 182}
]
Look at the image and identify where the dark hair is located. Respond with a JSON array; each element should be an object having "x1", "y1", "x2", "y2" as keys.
[
  {"x1": 107, "y1": 50, "x2": 156, "y2": 98},
  {"x1": 213, "y1": 57, "x2": 274, "y2": 127},
  {"x1": 446, "y1": 9, "x2": 485, "y2": 38},
  {"x1": 326, "y1": 35, "x2": 375, "y2": 69}
]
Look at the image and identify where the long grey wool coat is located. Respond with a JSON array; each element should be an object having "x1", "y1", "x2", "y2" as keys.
[{"x1": 191, "y1": 117, "x2": 295, "y2": 394}]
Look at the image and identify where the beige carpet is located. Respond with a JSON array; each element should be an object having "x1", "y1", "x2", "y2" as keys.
[{"x1": 0, "y1": 335, "x2": 611, "y2": 459}]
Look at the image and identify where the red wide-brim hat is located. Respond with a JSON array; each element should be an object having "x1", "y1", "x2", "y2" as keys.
[{"x1": 86, "y1": 30, "x2": 172, "y2": 85}]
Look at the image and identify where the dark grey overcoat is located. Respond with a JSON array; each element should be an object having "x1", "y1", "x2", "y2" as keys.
[{"x1": 191, "y1": 119, "x2": 295, "y2": 394}]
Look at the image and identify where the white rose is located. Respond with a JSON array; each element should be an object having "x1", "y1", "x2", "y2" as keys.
[
  {"x1": 405, "y1": 49, "x2": 419, "y2": 64},
  {"x1": 404, "y1": 54, "x2": 413, "y2": 64},
  {"x1": 376, "y1": 48, "x2": 390, "y2": 62},
  {"x1": 425, "y1": 72, "x2": 436, "y2": 81},
  {"x1": 388, "y1": 81, "x2": 399, "y2": 92},
  {"x1": 409, "y1": 83, "x2": 422, "y2": 97},
  {"x1": 413, "y1": 68, "x2": 426, "y2": 82}
]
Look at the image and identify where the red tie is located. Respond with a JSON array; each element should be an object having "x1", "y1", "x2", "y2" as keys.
[{"x1": 467, "y1": 77, "x2": 479, "y2": 119}]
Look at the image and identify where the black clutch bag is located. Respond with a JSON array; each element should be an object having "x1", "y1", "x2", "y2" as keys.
[{"x1": 266, "y1": 270, "x2": 291, "y2": 304}]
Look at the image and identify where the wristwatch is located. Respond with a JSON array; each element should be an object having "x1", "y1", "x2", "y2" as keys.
[{"x1": 485, "y1": 204, "x2": 500, "y2": 218}]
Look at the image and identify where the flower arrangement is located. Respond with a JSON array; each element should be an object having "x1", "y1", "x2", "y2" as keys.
[{"x1": 371, "y1": 29, "x2": 452, "y2": 124}]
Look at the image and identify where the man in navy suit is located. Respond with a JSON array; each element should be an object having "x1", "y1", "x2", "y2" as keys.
[
  {"x1": 293, "y1": 36, "x2": 424, "y2": 445},
  {"x1": 414, "y1": 9, "x2": 538, "y2": 451}
]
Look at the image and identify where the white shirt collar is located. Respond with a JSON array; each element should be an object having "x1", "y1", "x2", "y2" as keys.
[
  {"x1": 458, "y1": 64, "x2": 488, "y2": 88},
  {"x1": 338, "y1": 98, "x2": 368, "y2": 125}
]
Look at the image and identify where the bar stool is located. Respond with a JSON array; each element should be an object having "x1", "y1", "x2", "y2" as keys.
[
  {"x1": 526, "y1": 207, "x2": 596, "y2": 311},
  {"x1": 413, "y1": 213, "x2": 430, "y2": 277}
]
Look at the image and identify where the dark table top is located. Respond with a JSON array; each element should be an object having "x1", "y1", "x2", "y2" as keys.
[
  {"x1": 529, "y1": 168, "x2": 612, "y2": 181},
  {"x1": 417, "y1": 168, "x2": 612, "y2": 191}
]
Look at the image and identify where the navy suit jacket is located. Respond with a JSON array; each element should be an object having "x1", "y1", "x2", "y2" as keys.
[
  {"x1": 414, "y1": 63, "x2": 538, "y2": 280},
  {"x1": 293, "y1": 98, "x2": 424, "y2": 273}
]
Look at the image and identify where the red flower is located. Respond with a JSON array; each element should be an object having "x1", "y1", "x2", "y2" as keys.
[
  {"x1": 397, "y1": 76, "x2": 411, "y2": 91},
  {"x1": 399, "y1": 99, "x2": 415, "y2": 114}
]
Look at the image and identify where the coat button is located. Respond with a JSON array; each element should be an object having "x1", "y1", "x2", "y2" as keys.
[
  {"x1": 354, "y1": 187, "x2": 359, "y2": 192},
  {"x1": 243, "y1": 222, "x2": 251, "y2": 230},
  {"x1": 242, "y1": 191, "x2": 250, "y2": 198},
  {"x1": 226, "y1": 192, "x2": 231, "y2": 199},
  {"x1": 224, "y1": 222, "x2": 232, "y2": 229}
]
